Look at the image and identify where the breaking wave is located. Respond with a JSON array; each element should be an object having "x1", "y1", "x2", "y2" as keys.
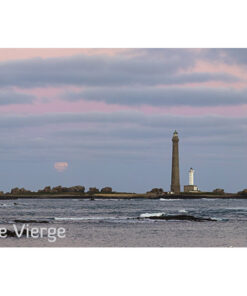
[
  {"x1": 178, "y1": 209, "x2": 188, "y2": 213},
  {"x1": 54, "y1": 216, "x2": 128, "y2": 221},
  {"x1": 159, "y1": 199, "x2": 182, "y2": 201},
  {"x1": 0, "y1": 203, "x2": 14, "y2": 208},
  {"x1": 140, "y1": 212, "x2": 165, "y2": 218}
]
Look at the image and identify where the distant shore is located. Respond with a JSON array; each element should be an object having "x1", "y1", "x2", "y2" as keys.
[{"x1": 1, "y1": 193, "x2": 247, "y2": 200}]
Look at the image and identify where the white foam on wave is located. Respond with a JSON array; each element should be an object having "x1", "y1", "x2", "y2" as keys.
[
  {"x1": 178, "y1": 209, "x2": 188, "y2": 213},
  {"x1": 0, "y1": 203, "x2": 13, "y2": 208},
  {"x1": 211, "y1": 217, "x2": 226, "y2": 221},
  {"x1": 79, "y1": 199, "x2": 118, "y2": 202},
  {"x1": 140, "y1": 212, "x2": 165, "y2": 218},
  {"x1": 160, "y1": 198, "x2": 181, "y2": 201},
  {"x1": 98, "y1": 199, "x2": 119, "y2": 201},
  {"x1": 54, "y1": 216, "x2": 126, "y2": 221}
]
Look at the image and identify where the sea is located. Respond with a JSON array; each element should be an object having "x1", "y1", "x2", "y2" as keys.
[{"x1": 1, "y1": 197, "x2": 247, "y2": 247}]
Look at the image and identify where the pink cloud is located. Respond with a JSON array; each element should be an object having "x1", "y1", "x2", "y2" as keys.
[
  {"x1": 1, "y1": 49, "x2": 247, "y2": 119},
  {"x1": 191, "y1": 60, "x2": 247, "y2": 89},
  {"x1": 0, "y1": 48, "x2": 130, "y2": 63},
  {"x1": 1, "y1": 93, "x2": 247, "y2": 117}
]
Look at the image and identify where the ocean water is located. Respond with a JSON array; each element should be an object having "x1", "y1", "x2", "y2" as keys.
[{"x1": 1, "y1": 198, "x2": 247, "y2": 247}]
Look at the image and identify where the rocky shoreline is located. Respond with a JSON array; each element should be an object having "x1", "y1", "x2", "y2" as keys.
[{"x1": 1, "y1": 193, "x2": 247, "y2": 200}]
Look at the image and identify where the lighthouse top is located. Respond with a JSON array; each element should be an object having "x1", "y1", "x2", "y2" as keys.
[{"x1": 173, "y1": 130, "x2": 178, "y2": 136}]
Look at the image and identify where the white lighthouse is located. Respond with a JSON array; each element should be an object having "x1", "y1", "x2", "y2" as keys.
[
  {"x1": 184, "y1": 167, "x2": 198, "y2": 192},
  {"x1": 189, "y1": 168, "x2": 195, "y2": 185}
]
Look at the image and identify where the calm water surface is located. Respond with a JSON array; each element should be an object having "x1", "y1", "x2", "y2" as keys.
[{"x1": 1, "y1": 198, "x2": 247, "y2": 247}]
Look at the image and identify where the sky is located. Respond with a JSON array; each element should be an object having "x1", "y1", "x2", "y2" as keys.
[{"x1": 0, "y1": 48, "x2": 247, "y2": 193}]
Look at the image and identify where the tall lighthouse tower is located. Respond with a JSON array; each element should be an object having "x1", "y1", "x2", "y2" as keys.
[{"x1": 170, "y1": 130, "x2": 180, "y2": 193}]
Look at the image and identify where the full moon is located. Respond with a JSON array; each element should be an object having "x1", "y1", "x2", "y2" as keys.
[{"x1": 54, "y1": 162, "x2": 68, "y2": 172}]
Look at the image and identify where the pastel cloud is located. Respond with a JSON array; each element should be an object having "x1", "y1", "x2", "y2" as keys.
[
  {"x1": 0, "y1": 49, "x2": 128, "y2": 62},
  {"x1": 0, "y1": 49, "x2": 240, "y2": 89},
  {"x1": 61, "y1": 86, "x2": 247, "y2": 107},
  {"x1": 0, "y1": 89, "x2": 35, "y2": 105}
]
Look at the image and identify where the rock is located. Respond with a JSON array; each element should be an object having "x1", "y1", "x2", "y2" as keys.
[
  {"x1": 140, "y1": 214, "x2": 216, "y2": 222},
  {"x1": 88, "y1": 187, "x2": 99, "y2": 194},
  {"x1": 213, "y1": 188, "x2": 225, "y2": 194},
  {"x1": 238, "y1": 189, "x2": 247, "y2": 195},
  {"x1": 147, "y1": 188, "x2": 164, "y2": 194},
  {"x1": 38, "y1": 185, "x2": 85, "y2": 193},
  {"x1": 14, "y1": 219, "x2": 49, "y2": 223},
  {"x1": 100, "y1": 187, "x2": 113, "y2": 193},
  {"x1": 68, "y1": 186, "x2": 85, "y2": 193},
  {"x1": 51, "y1": 185, "x2": 67, "y2": 193},
  {"x1": 10, "y1": 187, "x2": 31, "y2": 194},
  {"x1": 42, "y1": 186, "x2": 52, "y2": 193}
]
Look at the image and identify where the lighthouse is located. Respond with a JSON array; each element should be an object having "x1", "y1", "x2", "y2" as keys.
[
  {"x1": 184, "y1": 167, "x2": 199, "y2": 192},
  {"x1": 189, "y1": 168, "x2": 195, "y2": 185},
  {"x1": 170, "y1": 130, "x2": 180, "y2": 193}
]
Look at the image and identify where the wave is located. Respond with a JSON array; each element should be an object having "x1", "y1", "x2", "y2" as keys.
[
  {"x1": 140, "y1": 212, "x2": 165, "y2": 218},
  {"x1": 159, "y1": 199, "x2": 182, "y2": 201},
  {"x1": 54, "y1": 216, "x2": 128, "y2": 221},
  {"x1": 227, "y1": 207, "x2": 247, "y2": 211},
  {"x1": 0, "y1": 203, "x2": 14, "y2": 208},
  {"x1": 95, "y1": 199, "x2": 119, "y2": 201},
  {"x1": 203, "y1": 207, "x2": 247, "y2": 215},
  {"x1": 210, "y1": 217, "x2": 227, "y2": 221},
  {"x1": 178, "y1": 209, "x2": 188, "y2": 213}
]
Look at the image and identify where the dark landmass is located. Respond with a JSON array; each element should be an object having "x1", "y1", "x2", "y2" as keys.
[
  {"x1": 1, "y1": 185, "x2": 247, "y2": 200},
  {"x1": 1, "y1": 192, "x2": 247, "y2": 200}
]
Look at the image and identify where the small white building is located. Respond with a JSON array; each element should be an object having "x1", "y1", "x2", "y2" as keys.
[{"x1": 184, "y1": 168, "x2": 199, "y2": 192}]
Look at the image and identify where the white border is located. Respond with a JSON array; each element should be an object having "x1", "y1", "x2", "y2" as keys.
[
  {"x1": 1, "y1": 0, "x2": 247, "y2": 295},
  {"x1": 0, "y1": 248, "x2": 246, "y2": 296},
  {"x1": 0, "y1": 0, "x2": 246, "y2": 47}
]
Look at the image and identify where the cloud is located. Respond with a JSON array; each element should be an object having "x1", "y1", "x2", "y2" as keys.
[
  {"x1": 1, "y1": 110, "x2": 247, "y2": 131},
  {"x1": 202, "y1": 48, "x2": 247, "y2": 65},
  {"x1": 0, "y1": 90, "x2": 35, "y2": 105},
  {"x1": 1, "y1": 111, "x2": 247, "y2": 150},
  {"x1": 61, "y1": 86, "x2": 247, "y2": 107},
  {"x1": 0, "y1": 50, "x2": 240, "y2": 89}
]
